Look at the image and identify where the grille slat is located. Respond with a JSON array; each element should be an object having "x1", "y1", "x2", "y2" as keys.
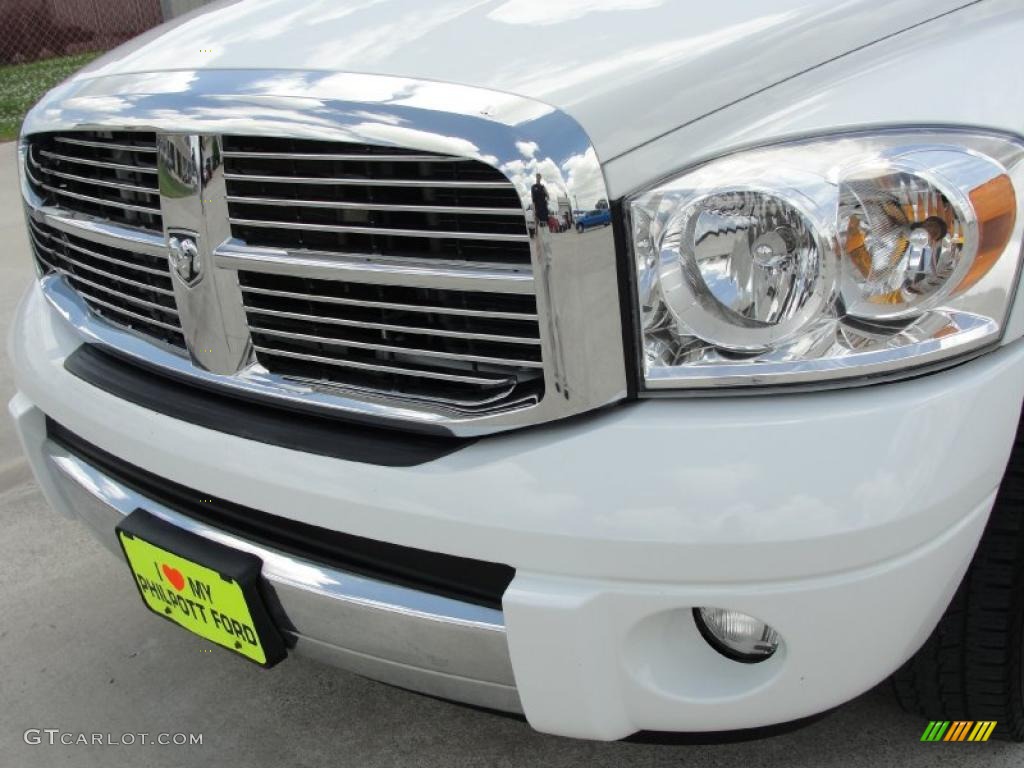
[
  {"x1": 249, "y1": 325, "x2": 544, "y2": 369},
  {"x1": 228, "y1": 217, "x2": 531, "y2": 243},
  {"x1": 65, "y1": 294, "x2": 186, "y2": 335},
  {"x1": 239, "y1": 285, "x2": 538, "y2": 320},
  {"x1": 240, "y1": 271, "x2": 543, "y2": 410},
  {"x1": 27, "y1": 132, "x2": 163, "y2": 233},
  {"x1": 226, "y1": 196, "x2": 524, "y2": 216},
  {"x1": 222, "y1": 150, "x2": 474, "y2": 163},
  {"x1": 38, "y1": 167, "x2": 159, "y2": 196},
  {"x1": 28, "y1": 217, "x2": 185, "y2": 350},
  {"x1": 31, "y1": 236, "x2": 175, "y2": 297},
  {"x1": 252, "y1": 346, "x2": 518, "y2": 388},
  {"x1": 224, "y1": 172, "x2": 511, "y2": 189},
  {"x1": 38, "y1": 149, "x2": 159, "y2": 175},
  {"x1": 245, "y1": 306, "x2": 540, "y2": 345},
  {"x1": 223, "y1": 135, "x2": 531, "y2": 267},
  {"x1": 47, "y1": 266, "x2": 178, "y2": 315},
  {"x1": 30, "y1": 219, "x2": 170, "y2": 277},
  {"x1": 53, "y1": 136, "x2": 157, "y2": 154},
  {"x1": 29, "y1": 180, "x2": 163, "y2": 216}
]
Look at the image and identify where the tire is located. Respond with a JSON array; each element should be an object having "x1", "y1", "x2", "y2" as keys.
[{"x1": 892, "y1": 423, "x2": 1024, "y2": 741}]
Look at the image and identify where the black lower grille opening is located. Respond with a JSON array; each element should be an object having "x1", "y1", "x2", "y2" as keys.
[{"x1": 47, "y1": 418, "x2": 514, "y2": 609}]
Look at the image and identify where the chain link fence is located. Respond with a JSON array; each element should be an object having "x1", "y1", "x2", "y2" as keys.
[{"x1": 0, "y1": 0, "x2": 164, "y2": 65}]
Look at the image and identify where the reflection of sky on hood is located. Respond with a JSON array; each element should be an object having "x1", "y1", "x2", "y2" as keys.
[{"x1": 488, "y1": 0, "x2": 664, "y2": 26}]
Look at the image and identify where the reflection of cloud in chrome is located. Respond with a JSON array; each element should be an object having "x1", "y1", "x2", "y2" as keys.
[
  {"x1": 500, "y1": 146, "x2": 610, "y2": 210},
  {"x1": 562, "y1": 148, "x2": 605, "y2": 210},
  {"x1": 109, "y1": 71, "x2": 197, "y2": 96},
  {"x1": 350, "y1": 123, "x2": 498, "y2": 166},
  {"x1": 61, "y1": 96, "x2": 132, "y2": 114},
  {"x1": 501, "y1": 154, "x2": 589, "y2": 210},
  {"x1": 516, "y1": 141, "x2": 539, "y2": 159},
  {"x1": 489, "y1": 0, "x2": 664, "y2": 26}
]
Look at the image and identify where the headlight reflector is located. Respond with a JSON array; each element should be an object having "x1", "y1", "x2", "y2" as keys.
[
  {"x1": 631, "y1": 133, "x2": 1024, "y2": 389},
  {"x1": 658, "y1": 189, "x2": 835, "y2": 352}
]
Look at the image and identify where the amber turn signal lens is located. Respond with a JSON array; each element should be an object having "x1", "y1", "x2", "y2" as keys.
[{"x1": 958, "y1": 173, "x2": 1016, "y2": 293}]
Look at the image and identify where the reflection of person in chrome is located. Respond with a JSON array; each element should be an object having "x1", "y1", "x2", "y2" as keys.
[{"x1": 531, "y1": 173, "x2": 550, "y2": 227}]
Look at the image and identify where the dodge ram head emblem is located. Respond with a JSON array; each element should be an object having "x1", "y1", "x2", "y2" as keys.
[{"x1": 167, "y1": 233, "x2": 202, "y2": 286}]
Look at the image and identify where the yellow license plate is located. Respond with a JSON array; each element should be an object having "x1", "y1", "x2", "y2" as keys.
[{"x1": 116, "y1": 511, "x2": 285, "y2": 667}]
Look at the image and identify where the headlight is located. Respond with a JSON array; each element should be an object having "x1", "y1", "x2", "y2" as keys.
[{"x1": 629, "y1": 132, "x2": 1024, "y2": 389}]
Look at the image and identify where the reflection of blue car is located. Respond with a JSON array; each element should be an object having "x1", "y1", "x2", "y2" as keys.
[{"x1": 576, "y1": 208, "x2": 612, "y2": 232}]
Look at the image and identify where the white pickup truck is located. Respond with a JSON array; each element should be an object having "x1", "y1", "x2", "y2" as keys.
[{"x1": 9, "y1": 0, "x2": 1024, "y2": 742}]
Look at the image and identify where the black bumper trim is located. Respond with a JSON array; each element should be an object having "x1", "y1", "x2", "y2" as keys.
[
  {"x1": 64, "y1": 343, "x2": 472, "y2": 467},
  {"x1": 47, "y1": 418, "x2": 514, "y2": 610}
]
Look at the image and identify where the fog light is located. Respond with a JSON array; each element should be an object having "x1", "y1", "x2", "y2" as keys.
[{"x1": 694, "y1": 607, "x2": 781, "y2": 663}]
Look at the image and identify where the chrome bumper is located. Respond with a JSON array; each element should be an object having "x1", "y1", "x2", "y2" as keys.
[{"x1": 34, "y1": 424, "x2": 520, "y2": 713}]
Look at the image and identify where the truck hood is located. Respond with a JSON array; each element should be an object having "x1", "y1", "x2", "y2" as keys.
[{"x1": 77, "y1": 0, "x2": 970, "y2": 162}]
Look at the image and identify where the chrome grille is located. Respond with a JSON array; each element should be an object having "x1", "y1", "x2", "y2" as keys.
[
  {"x1": 19, "y1": 69, "x2": 632, "y2": 435},
  {"x1": 25, "y1": 132, "x2": 162, "y2": 232},
  {"x1": 222, "y1": 136, "x2": 531, "y2": 265},
  {"x1": 222, "y1": 135, "x2": 542, "y2": 409},
  {"x1": 27, "y1": 218, "x2": 185, "y2": 349},
  {"x1": 239, "y1": 272, "x2": 544, "y2": 408}
]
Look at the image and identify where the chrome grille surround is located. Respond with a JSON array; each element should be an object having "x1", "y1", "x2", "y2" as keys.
[{"x1": 19, "y1": 70, "x2": 627, "y2": 436}]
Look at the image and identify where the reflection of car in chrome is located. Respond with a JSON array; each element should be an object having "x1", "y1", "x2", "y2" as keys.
[
  {"x1": 11, "y1": 0, "x2": 1024, "y2": 746},
  {"x1": 575, "y1": 208, "x2": 611, "y2": 232}
]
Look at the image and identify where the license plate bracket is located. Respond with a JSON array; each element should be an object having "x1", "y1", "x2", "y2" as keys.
[{"x1": 116, "y1": 509, "x2": 287, "y2": 667}]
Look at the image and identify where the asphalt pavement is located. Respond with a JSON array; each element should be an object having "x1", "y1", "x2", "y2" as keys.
[{"x1": 0, "y1": 140, "x2": 1020, "y2": 767}]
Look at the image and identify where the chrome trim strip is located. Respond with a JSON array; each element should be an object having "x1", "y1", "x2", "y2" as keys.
[
  {"x1": 30, "y1": 236, "x2": 175, "y2": 296},
  {"x1": 239, "y1": 284, "x2": 539, "y2": 320},
  {"x1": 228, "y1": 217, "x2": 530, "y2": 243},
  {"x1": 73, "y1": 294, "x2": 185, "y2": 334},
  {"x1": 38, "y1": 149, "x2": 157, "y2": 174},
  {"x1": 54, "y1": 136, "x2": 156, "y2": 153},
  {"x1": 28, "y1": 220, "x2": 170, "y2": 276},
  {"x1": 30, "y1": 181, "x2": 162, "y2": 215},
  {"x1": 249, "y1": 325, "x2": 545, "y2": 369},
  {"x1": 224, "y1": 172, "x2": 509, "y2": 188},
  {"x1": 245, "y1": 306, "x2": 541, "y2": 345},
  {"x1": 226, "y1": 196, "x2": 524, "y2": 216},
  {"x1": 222, "y1": 150, "x2": 469, "y2": 163},
  {"x1": 251, "y1": 346, "x2": 518, "y2": 387},
  {"x1": 32, "y1": 166, "x2": 159, "y2": 195},
  {"x1": 216, "y1": 240, "x2": 535, "y2": 293},
  {"x1": 42, "y1": 439, "x2": 521, "y2": 712},
  {"x1": 36, "y1": 256, "x2": 178, "y2": 314},
  {"x1": 21, "y1": 69, "x2": 628, "y2": 436},
  {"x1": 29, "y1": 206, "x2": 167, "y2": 256}
]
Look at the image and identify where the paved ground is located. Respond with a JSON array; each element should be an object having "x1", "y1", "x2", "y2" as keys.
[{"x1": 0, "y1": 139, "x2": 1020, "y2": 767}]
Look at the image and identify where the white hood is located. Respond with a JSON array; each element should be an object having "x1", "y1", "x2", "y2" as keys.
[{"x1": 76, "y1": 0, "x2": 968, "y2": 161}]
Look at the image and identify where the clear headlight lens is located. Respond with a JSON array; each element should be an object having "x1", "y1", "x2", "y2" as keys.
[{"x1": 631, "y1": 132, "x2": 1024, "y2": 389}]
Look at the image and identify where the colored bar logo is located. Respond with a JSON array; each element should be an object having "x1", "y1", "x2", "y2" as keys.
[{"x1": 921, "y1": 721, "x2": 997, "y2": 742}]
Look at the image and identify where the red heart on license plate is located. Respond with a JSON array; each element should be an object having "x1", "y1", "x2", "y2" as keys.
[{"x1": 162, "y1": 564, "x2": 185, "y2": 592}]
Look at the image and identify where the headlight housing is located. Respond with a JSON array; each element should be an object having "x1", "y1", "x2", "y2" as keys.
[{"x1": 629, "y1": 132, "x2": 1024, "y2": 390}]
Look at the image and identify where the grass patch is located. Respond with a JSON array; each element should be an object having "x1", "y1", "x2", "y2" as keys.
[{"x1": 0, "y1": 51, "x2": 102, "y2": 142}]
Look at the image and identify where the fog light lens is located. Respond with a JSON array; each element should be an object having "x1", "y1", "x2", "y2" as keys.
[{"x1": 695, "y1": 607, "x2": 781, "y2": 663}]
